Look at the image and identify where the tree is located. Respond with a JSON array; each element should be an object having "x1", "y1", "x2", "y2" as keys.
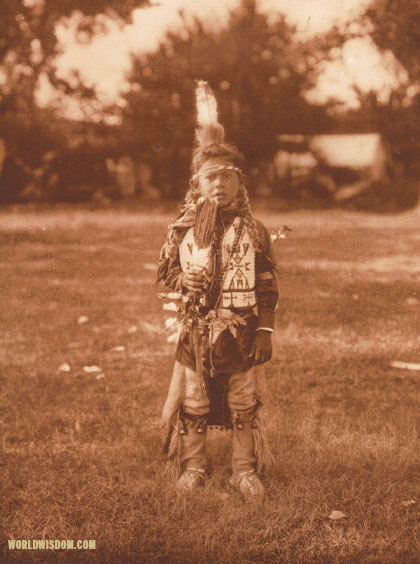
[
  {"x1": 0, "y1": 0, "x2": 148, "y2": 202},
  {"x1": 366, "y1": 0, "x2": 420, "y2": 82},
  {"x1": 0, "y1": 0, "x2": 149, "y2": 113},
  {"x1": 121, "y1": 0, "x2": 332, "y2": 197},
  {"x1": 359, "y1": 0, "x2": 420, "y2": 185}
]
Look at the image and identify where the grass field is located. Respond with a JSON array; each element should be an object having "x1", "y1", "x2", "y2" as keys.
[{"x1": 1, "y1": 203, "x2": 420, "y2": 564}]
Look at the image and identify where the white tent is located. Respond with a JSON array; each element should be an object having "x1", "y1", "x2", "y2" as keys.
[{"x1": 309, "y1": 133, "x2": 387, "y2": 181}]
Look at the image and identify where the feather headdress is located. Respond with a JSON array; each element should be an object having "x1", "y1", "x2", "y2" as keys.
[
  {"x1": 157, "y1": 81, "x2": 260, "y2": 270},
  {"x1": 194, "y1": 80, "x2": 225, "y2": 148},
  {"x1": 193, "y1": 80, "x2": 225, "y2": 249}
]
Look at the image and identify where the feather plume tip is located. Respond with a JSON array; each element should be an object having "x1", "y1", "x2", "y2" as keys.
[{"x1": 195, "y1": 80, "x2": 225, "y2": 147}]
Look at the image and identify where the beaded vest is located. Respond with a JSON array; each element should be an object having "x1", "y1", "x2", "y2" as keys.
[{"x1": 179, "y1": 217, "x2": 256, "y2": 309}]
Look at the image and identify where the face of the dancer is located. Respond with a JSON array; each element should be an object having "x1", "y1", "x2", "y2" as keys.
[{"x1": 197, "y1": 157, "x2": 241, "y2": 207}]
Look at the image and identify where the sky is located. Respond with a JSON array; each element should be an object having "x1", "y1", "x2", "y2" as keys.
[{"x1": 39, "y1": 0, "x2": 407, "y2": 116}]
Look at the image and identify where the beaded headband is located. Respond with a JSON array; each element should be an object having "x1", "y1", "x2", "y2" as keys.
[{"x1": 191, "y1": 164, "x2": 242, "y2": 182}]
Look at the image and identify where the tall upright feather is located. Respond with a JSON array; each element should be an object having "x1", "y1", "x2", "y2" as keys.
[
  {"x1": 193, "y1": 80, "x2": 225, "y2": 249},
  {"x1": 195, "y1": 80, "x2": 224, "y2": 147},
  {"x1": 196, "y1": 80, "x2": 218, "y2": 126}
]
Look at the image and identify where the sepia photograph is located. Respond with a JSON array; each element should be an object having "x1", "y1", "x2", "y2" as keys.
[{"x1": 1, "y1": 0, "x2": 420, "y2": 562}]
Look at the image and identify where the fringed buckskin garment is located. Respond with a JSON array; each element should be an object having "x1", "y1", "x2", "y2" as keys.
[
  {"x1": 158, "y1": 205, "x2": 278, "y2": 478},
  {"x1": 158, "y1": 206, "x2": 278, "y2": 378},
  {"x1": 158, "y1": 80, "x2": 279, "y2": 487}
]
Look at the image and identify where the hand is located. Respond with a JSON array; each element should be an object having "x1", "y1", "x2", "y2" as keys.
[
  {"x1": 181, "y1": 271, "x2": 207, "y2": 293},
  {"x1": 249, "y1": 330, "x2": 272, "y2": 365}
]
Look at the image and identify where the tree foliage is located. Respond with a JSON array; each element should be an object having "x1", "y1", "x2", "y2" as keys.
[
  {"x1": 305, "y1": 0, "x2": 420, "y2": 188},
  {"x1": 366, "y1": 0, "x2": 420, "y2": 81},
  {"x1": 0, "y1": 0, "x2": 148, "y2": 202},
  {"x1": 0, "y1": 0, "x2": 149, "y2": 110},
  {"x1": 121, "y1": 0, "x2": 332, "y2": 197},
  {"x1": 359, "y1": 0, "x2": 420, "y2": 179}
]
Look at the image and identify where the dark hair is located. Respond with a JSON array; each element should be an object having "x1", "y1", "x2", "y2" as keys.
[{"x1": 191, "y1": 142, "x2": 245, "y2": 176}]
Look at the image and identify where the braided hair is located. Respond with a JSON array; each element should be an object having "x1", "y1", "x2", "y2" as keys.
[
  {"x1": 160, "y1": 143, "x2": 261, "y2": 276},
  {"x1": 185, "y1": 143, "x2": 260, "y2": 247}
]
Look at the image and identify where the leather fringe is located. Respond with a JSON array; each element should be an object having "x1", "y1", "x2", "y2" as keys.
[
  {"x1": 165, "y1": 417, "x2": 181, "y2": 481},
  {"x1": 156, "y1": 256, "x2": 170, "y2": 285},
  {"x1": 194, "y1": 198, "x2": 218, "y2": 249},
  {"x1": 252, "y1": 414, "x2": 275, "y2": 474}
]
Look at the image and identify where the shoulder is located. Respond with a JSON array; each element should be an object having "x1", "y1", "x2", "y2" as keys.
[
  {"x1": 167, "y1": 210, "x2": 194, "y2": 242},
  {"x1": 252, "y1": 217, "x2": 277, "y2": 266},
  {"x1": 160, "y1": 212, "x2": 193, "y2": 260},
  {"x1": 253, "y1": 218, "x2": 271, "y2": 241},
  {"x1": 253, "y1": 217, "x2": 268, "y2": 231}
]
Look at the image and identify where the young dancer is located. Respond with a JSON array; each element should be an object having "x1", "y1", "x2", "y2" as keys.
[{"x1": 158, "y1": 82, "x2": 278, "y2": 499}]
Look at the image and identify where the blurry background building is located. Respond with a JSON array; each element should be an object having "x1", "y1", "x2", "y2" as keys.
[{"x1": 275, "y1": 132, "x2": 391, "y2": 203}]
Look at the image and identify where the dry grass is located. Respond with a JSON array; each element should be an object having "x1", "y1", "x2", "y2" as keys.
[{"x1": 1, "y1": 204, "x2": 420, "y2": 563}]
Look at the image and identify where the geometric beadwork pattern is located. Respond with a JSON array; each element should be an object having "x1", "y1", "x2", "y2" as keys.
[{"x1": 178, "y1": 216, "x2": 256, "y2": 308}]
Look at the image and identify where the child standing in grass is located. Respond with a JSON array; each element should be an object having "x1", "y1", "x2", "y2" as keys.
[{"x1": 158, "y1": 82, "x2": 278, "y2": 500}]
